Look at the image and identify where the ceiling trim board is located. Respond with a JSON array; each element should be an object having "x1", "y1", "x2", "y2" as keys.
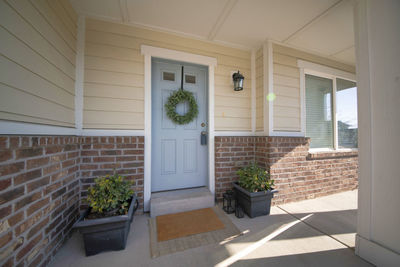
[
  {"x1": 268, "y1": 39, "x2": 355, "y2": 68},
  {"x1": 330, "y1": 44, "x2": 354, "y2": 56},
  {"x1": 83, "y1": 14, "x2": 252, "y2": 51},
  {"x1": 282, "y1": 0, "x2": 345, "y2": 44},
  {"x1": 207, "y1": 0, "x2": 238, "y2": 41}
]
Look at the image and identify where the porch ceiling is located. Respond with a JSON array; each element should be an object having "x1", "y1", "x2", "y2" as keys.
[{"x1": 69, "y1": 0, "x2": 355, "y2": 65}]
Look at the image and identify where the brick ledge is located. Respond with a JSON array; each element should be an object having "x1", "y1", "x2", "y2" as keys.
[{"x1": 307, "y1": 150, "x2": 358, "y2": 160}]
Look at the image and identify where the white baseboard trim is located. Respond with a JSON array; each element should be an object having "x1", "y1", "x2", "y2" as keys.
[
  {"x1": 356, "y1": 234, "x2": 400, "y2": 267},
  {"x1": 214, "y1": 131, "x2": 253, "y2": 136},
  {"x1": 81, "y1": 129, "x2": 145, "y2": 136},
  {"x1": 0, "y1": 121, "x2": 77, "y2": 135},
  {"x1": 0, "y1": 121, "x2": 146, "y2": 136}
]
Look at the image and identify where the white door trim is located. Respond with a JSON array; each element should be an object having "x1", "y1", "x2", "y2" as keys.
[{"x1": 141, "y1": 45, "x2": 217, "y2": 211}]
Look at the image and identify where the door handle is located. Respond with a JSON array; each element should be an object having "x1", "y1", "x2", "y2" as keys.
[{"x1": 201, "y1": 131, "x2": 207, "y2": 145}]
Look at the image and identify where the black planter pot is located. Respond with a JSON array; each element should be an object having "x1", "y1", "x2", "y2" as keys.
[
  {"x1": 73, "y1": 194, "x2": 138, "y2": 256},
  {"x1": 233, "y1": 182, "x2": 278, "y2": 218}
]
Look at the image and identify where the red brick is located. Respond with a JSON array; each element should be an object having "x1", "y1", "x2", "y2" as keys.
[
  {"x1": 0, "y1": 161, "x2": 25, "y2": 176},
  {"x1": 45, "y1": 146, "x2": 63, "y2": 154},
  {"x1": 16, "y1": 147, "x2": 43, "y2": 159},
  {"x1": 43, "y1": 163, "x2": 60, "y2": 175},
  {"x1": 0, "y1": 178, "x2": 12, "y2": 191},
  {"x1": 26, "y1": 157, "x2": 49, "y2": 169},
  {"x1": 27, "y1": 176, "x2": 50, "y2": 192},
  {"x1": 15, "y1": 191, "x2": 42, "y2": 211},
  {"x1": 27, "y1": 217, "x2": 49, "y2": 240},
  {"x1": 93, "y1": 157, "x2": 114, "y2": 162},
  {"x1": 0, "y1": 231, "x2": 12, "y2": 249},
  {"x1": 8, "y1": 210, "x2": 24, "y2": 225},
  {"x1": 27, "y1": 197, "x2": 50, "y2": 216},
  {"x1": 0, "y1": 205, "x2": 12, "y2": 219},
  {"x1": 81, "y1": 150, "x2": 98, "y2": 156},
  {"x1": 16, "y1": 233, "x2": 42, "y2": 261},
  {"x1": 14, "y1": 169, "x2": 42, "y2": 185},
  {"x1": 0, "y1": 151, "x2": 13, "y2": 162},
  {"x1": 0, "y1": 186, "x2": 24, "y2": 205},
  {"x1": 0, "y1": 137, "x2": 8, "y2": 149}
]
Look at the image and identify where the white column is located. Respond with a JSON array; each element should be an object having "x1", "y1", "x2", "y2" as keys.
[{"x1": 354, "y1": 1, "x2": 400, "y2": 266}]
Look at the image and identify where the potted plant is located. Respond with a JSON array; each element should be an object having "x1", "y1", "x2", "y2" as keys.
[
  {"x1": 233, "y1": 163, "x2": 277, "y2": 218},
  {"x1": 73, "y1": 173, "x2": 138, "y2": 256}
]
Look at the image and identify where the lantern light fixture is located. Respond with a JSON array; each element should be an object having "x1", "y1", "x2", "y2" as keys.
[{"x1": 232, "y1": 70, "x2": 244, "y2": 91}]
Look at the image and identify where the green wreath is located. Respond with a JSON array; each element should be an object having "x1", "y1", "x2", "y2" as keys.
[{"x1": 165, "y1": 89, "x2": 198, "y2": 125}]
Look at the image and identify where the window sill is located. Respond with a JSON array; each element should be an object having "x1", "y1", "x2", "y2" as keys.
[{"x1": 307, "y1": 150, "x2": 358, "y2": 160}]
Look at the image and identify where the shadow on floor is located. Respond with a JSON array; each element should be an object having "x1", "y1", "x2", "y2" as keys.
[{"x1": 232, "y1": 248, "x2": 373, "y2": 267}]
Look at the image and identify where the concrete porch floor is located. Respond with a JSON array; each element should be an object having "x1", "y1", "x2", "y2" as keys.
[{"x1": 50, "y1": 190, "x2": 373, "y2": 267}]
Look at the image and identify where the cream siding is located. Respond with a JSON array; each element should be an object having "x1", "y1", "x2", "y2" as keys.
[
  {"x1": 255, "y1": 47, "x2": 263, "y2": 132},
  {"x1": 84, "y1": 18, "x2": 252, "y2": 130},
  {"x1": 272, "y1": 44, "x2": 355, "y2": 132},
  {"x1": 0, "y1": 0, "x2": 76, "y2": 127}
]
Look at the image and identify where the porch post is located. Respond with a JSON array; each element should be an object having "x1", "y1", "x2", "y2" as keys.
[{"x1": 354, "y1": 0, "x2": 400, "y2": 265}]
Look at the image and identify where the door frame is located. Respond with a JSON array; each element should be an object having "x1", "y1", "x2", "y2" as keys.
[{"x1": 141, "y1": 45, "x2": 217, "y2": 211}]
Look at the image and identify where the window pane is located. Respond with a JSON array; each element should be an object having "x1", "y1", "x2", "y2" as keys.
[
  {"x1": 162, "y1": 72, "x2": 175, "y2": 81},
  {"x1": 306, "y1": 74, "x2": 333, "y2": 149},
  {"x1": 336, "y1": 78, "x2": 358, "y2": 148}
]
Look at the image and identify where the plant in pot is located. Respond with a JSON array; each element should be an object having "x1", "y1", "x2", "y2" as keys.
[
  {"x1": 233, "y1": 163, "x2": 277, "y2": 218},
  {"x1": 73, "y1": 173, "x2": 138, "y2": 256}
]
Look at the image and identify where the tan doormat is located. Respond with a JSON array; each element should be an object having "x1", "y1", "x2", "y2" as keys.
[
  {"x1": 156, "y1": 208, "x2": 225, "y2": 242},
  {"x1": 149, "y1": 206, "x2": 241, "y2": 258}
]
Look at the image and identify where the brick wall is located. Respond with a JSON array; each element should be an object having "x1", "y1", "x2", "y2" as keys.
[
  {"x1": 214, "y1": 137, "x2": 255, "y2": 200},
  {"x1": 214, "y1": 136, "x2": 358, "y2": 205},
  {"x1": 79, "y1": 136, "x2": 144, "y2": 212},
  {"x1": 266, "y1": 137, "x2": 358, "y2": 205},
  {"x1": 0, "y1": 135, "x2": 144, "y2": 267},
  {"x1": 0, "y1": 136, "x2": 80, "y2": 267}
]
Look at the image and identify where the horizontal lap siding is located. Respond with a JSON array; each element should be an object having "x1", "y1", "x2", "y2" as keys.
[
  {"x1": 0, "y1": 0, "x2": 77, "y2": 127},
  {"x1": 272, "y1": 44, "x2": 355, "y2": 132},
  {"x1": 84, "y1": 18, "x2": 252, "y2": 130}
]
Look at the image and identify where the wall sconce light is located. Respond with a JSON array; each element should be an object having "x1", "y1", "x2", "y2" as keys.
[{"x1": 232, "y1": 70, "x2": 244, "y2": 91}]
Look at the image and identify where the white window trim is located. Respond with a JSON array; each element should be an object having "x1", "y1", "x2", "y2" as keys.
[{"x1": 298, "y1": 60, "x2": 358, "y2": 151}]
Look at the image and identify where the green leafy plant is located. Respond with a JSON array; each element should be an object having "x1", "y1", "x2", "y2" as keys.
[
  {"x1": 165, "y1": 89, "x2": 198, "y2": 125},
  {"x1": 237, "y1": 163, "x2": 274, "y2": 193},
  {"x1": 87, "y1": 173, "x2": 134, "y2": 216}
]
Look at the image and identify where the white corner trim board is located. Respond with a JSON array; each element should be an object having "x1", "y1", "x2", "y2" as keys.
[
  {"x1": 141, "y1": 45, "x2": 217, "y2": 212},
  {"x1": 75, "y1": 16, "x2": 85, "y2": 131},
  {"x1": 251, "y1": 49, "x2": 256, "y2": 133}
]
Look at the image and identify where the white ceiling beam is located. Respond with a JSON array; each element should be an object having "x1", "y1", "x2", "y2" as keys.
[
  {"x1": 282, "y1": 0, "x2": 345, "y2": 44},
  {"x1": 207, "y1": 0, "x2": 238, "y2": 41},
  {"x1": 119, "y1": 0, "x2": 129, "y2": 22}
]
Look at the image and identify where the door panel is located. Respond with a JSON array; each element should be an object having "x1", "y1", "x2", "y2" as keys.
[{"x1": 152, "y1": 59, "x2": 208, "y2": 192}]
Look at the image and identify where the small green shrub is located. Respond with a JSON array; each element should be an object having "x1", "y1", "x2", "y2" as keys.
[
  {"x1": 87, "y1": 173, "x2": 134, "y2": 216},
  {"x1": 237, "y1": 163, "x2": 274, "y2": 193}
]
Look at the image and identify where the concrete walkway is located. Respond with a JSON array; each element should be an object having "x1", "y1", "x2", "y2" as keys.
[{"x1": 51, "y1": 190, "x2": 373, "y2": 267}]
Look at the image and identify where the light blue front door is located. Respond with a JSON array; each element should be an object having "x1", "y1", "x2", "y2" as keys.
[{"x1": 152, "y1": 58, "x2": 208, "y2": 192}]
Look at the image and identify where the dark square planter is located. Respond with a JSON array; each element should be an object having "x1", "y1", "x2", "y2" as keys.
[
  {"x1": 73, "y1": 194, "x2": 138, "y2": 256},
  {"x1": 233, "y1": 182, "x2": 277, "y2": 218}
]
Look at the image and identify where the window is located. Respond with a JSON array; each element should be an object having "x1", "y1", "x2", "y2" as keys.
[
  {"x1": 185, "y1": 74, "x2": 196, "y2": 84},
  {"x1": 305, "y1": 74, "x2": 358, "y2": 150},
  {"x1": 162, "y1": 71, "x2": 175, "y2": 81}
]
